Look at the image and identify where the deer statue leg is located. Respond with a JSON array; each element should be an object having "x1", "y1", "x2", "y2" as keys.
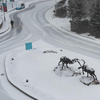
[
  {"x1": 66, "y1": 64, "x2": 69, "y2": 68},
  {"x1": 87, "y1": 73, "x2": 89, "y2": 77},
  {"x1": 93, "y1": 74, "x2": 97, "y2": 80},
  {"x1": 60, "y1": 62, "x2": 64, "y2": 71},
  {"x1": 91, "y1": 74, "x2": 95, "y2": 80},
  {"x1": 82, "y1": 70, "x2": 84, "y2": 75},
  {"x1": 58, "y1": 61, "x2": 61, "y2": 66},
  {"x1": 62, "y1": 62, "x2": 64, "y2": 70}
]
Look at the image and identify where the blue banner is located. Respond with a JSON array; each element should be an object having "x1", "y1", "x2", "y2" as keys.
[{"x1": 25, "y1": 42, "x2": 32, "y2": 50}]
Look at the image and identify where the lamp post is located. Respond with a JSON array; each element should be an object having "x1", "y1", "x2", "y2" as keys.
[
  {"x1": 10, "y1": 0, "x2": 13, "y2": 8},
  {"x1": 55, "y1": 0, "x2": 57, "y2": 17},
  {"x1": 2, "y1": 0, "x2": 6, "y2": 21},
  {"x1": 12, "y1": 1, "x2": 13, "y2": 8}
]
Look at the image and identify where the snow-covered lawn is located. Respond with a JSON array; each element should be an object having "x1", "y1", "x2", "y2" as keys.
[{"x1": 5, "y1": 40, "x2": 100, "y2": 100}]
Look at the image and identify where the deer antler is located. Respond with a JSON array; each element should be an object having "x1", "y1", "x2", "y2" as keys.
[
  {"x1": 72, "y1": 58, "x2": 78, "y2": 62},
  {"x1": 77, "y1": 60, "x2": 82, "y2": 67},
  {"x1": 72, "y1": 58, "x2": 82, "y2": 67},
  {"x1": 81, "y1": 59, "x2": 86, "y2": 65}
]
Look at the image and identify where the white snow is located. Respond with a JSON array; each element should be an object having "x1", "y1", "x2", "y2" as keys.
[
  {"x1": 0, "y1": 16, "x2": 3, "y2": 24},
  {"x1": 4, "y1": 40, "x2": 100, "y2": 100},
  {"x1": 0, "y1": 0, "x2": 100, "y2": 100}
]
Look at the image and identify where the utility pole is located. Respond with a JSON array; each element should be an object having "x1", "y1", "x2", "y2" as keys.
[
  {"x1": 55, "y1": 0, "x2": 57, "y2": 17},
  {"x1": 9, "y1": 0, "x2": 13, "y2": 8},
  {"x1": 12, "y1": 1, "x2": 13, "y2": 8}
]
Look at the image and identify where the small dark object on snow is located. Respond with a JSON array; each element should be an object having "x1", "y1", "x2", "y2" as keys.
[
  {"x1": 43, "y1": 50, "x2": 57, "y2": 53},
  {"x1": 78, "y1": 60, "x2": 97, "y2": 80},
  {"x1": 1, "y1": 73, "x2": 4, "y2": 76},
  {"x1": 54, "y1": 66, "x2": 58, "y2": 71},
  {"x1": 26, "y1": 79, "x2": 28, "y2": 82},
  {"x1": 60, "y1": 49, "x2": 63, "y2": 51},
  {"x1": 12, "y1": 58, "x2": 14, "y2": 60}
]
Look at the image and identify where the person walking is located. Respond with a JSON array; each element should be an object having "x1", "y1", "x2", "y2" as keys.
[{"x1": 10, "y1": 20, "x2": 14, "y2": 29}]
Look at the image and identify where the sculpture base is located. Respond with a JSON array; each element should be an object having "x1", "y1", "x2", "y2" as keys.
[
  {"x1": 80, "y1": 76, "x2": 100, "y2": 86},
  {"x1": 54, "y1": 65, "x2": 81, "y2": 77}
]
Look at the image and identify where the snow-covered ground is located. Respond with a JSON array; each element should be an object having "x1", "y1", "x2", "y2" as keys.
[
  {"x1": 0, "y1": 16, "x2": 3, "y2": 25},
  {"x1": 0, "y1": 0, "x2": 100, "y2": 100},
  {"x1": 4, "y1": 40, "x2": 100, "y2": 100}
]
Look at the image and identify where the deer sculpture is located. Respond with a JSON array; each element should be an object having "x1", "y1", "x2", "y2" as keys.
[
  {"x1": 78, "y1": 59, "x2": 97, "y2": 80},
  {"x1": 58, "y1": 56, "x2": 78, "y2": 70}
]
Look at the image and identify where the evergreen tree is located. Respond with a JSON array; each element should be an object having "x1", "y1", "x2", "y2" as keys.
[
  {"x1": 68, "y1": 0, "x2": 86, "y2": 21},
  {"x1": 68, "y1": 0, "x2": 74, "y2": 18},
  {"x1": 89, "y1": 0, "x2": 100, "y2": 37},
  {"x1": 55, "y1": 0, "x2": 67, "y2": 17}
]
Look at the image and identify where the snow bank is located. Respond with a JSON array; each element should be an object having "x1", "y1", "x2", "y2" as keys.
[
  {"x1": 0, "y1": 15, "x2": 10, "y2": 35},
  {"x1": 0, "y1": 16, "x2": 3, "y2": 25}
]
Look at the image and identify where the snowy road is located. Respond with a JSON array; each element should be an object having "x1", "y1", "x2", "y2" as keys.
[{"x1": 0, "y1": 0, "x2": 100, "y2": 100}]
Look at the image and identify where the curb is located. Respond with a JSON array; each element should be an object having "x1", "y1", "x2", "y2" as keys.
[
  {"x1": 0, "y1": 24, "x2": 10, "y2": 34},
  {"x1": 0, "y1": 21, "x2": 10, "y2": 38},
  {"x1": 4, "y1": 52, "x2": 38, "y2": 100}
]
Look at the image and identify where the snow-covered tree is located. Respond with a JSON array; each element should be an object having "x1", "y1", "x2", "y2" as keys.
[
  {"x1": 54, "y1": 0, "x2": 67, "y2": 17},
  {"x1": 89, "y1": 0, "x2": 100, "y2": 37},
  {"x1": 68, "y1": 0, "x2": 86, "y2": 21}
]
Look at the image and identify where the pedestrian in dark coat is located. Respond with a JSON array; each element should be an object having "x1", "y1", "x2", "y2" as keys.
[{"x1": 10, "y1": 20, "x2": 14, "y2": 29}]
